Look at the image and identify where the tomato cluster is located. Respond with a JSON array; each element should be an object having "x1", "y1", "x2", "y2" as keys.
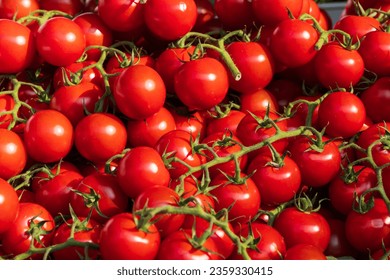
[{"x1": 1, "y1": 0, "x2": 390, "y2": 260}]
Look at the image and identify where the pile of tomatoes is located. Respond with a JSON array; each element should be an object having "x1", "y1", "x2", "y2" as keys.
[{"x1": 0, "y1": 0, "x2": 390, "y2": 260}]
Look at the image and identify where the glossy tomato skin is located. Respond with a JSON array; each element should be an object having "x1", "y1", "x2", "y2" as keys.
[
  {"x1": 98, "y1": 0, "x2": 145, "y2": 33},
  {"x1": 154, "y1": 46, "x2": 198, "y2": 93},
  {"x1": 157, "y1": 229, "x2": 221, "y2": 260},
  {"x1": 0, "y1": 19, "x2": 36, "y2": 73},
  {"x1": 52, "y1": 60, "x2": 104, "y2": 90},
  {"x1": 240, "y1": 88, "x2": 279, "y2": 114},
  {"x1": 317, "y1": 91, "x2": 366, "y2": 138},
  {"x1": 70, "y1": 173, "x2": 129, "y2": 223},
  {"x1": 252, "y1": 0, "x2": 303, "y2": 26},
  {"x1": 214, "y1": 0, "x2": 255, "y2": 30},
  {"x1": 0, "y1": 95, "x2": 15, "y2": 128},
  {"x1": 0, "y1": 178, "x2": 19, "y2": 234},
  {"x1": 345, "y1": 199, "x2": 390, "y2": 253},
  {"x1": 100, "y1": 212, "x2": 160, "y2": 260},
  {"x1": 113, "y1": 65, "x2": 166, "y2": 120},
  {"x1": 52, "y1": 218, "x2": 102, "y2": 260},
  {"x1": 50, "y1": 82, "x2": 104, "y2": 126},
  {"x1": 127, "y1": 107, "x2": 176, "y2": 148},
  {"x1": 39, "y1": 0, "x2": 83, "y2": 16},
  {"x1": 205, "y1": 110, "x2": 246, "y2": 136},
  {"x1": 202, "y1": 131, "x2": 248, "y2": 178},
  {"x1": 274, "y1": 207, "x2": 331, "y2": 251},
  {"x1": 236, "y1": 110, "x2": 288, "y2": 158},
  {"x1": 155, "y1": 130, "x2": 205, "y2": 179},
  {"x1": 1, "y1": 202, "x2": 55, "y2": 258},
  {"x1": 174, "y1": 57, "x2": 229, "y2": 111},
  {"x1": 34, "y1": 170, "x2": 84, "y2": 217},
  {"x1": 74, "y1": 113, "x2": 127, "y2": 164},
  {"x1": 73, "y1": 12, "x2": 113, "y2": 61},
  {"x1": 314, "y1": 42, "x2": 365, "y2": 89},
  {"x1": 360, "y1": 77, "x2": 390, "y2": 123},
  {"x1": 231, "y1": 222, "x2": 286, "y2": 260},
  {"x1": 116, "y1": 146, "x2": 170, "y2": 199},
  {"x1": 226, "y1": 42, "x2": 274, "y2": 94},
  {"x1": 247, "y1": 154, "x2": 301, "y2": 207},
  {"x1": 270, "y1": 19, "x2": 319, "y2": 68},
  {"x1": 172, "y1": 110, "x2": 206, "y2": 141},
  {"x1": 24, "y1": 110, "x2": 74, "y2": 163},
  {"x1": 0, "y1": 129, "x2": 27, "y2": 180},
  {"x1": 284, "y1": 244, "x2": 327, "y2": 260},
  {"x1": 144, "y1": 0, "x2": 197, "y2": 41},
  {"x1": 288, "y1": 136, "x2": 341, "y2": 188},
  {"x1": 0, "y1": 0, "x2": 39, "y2": 19},
  {"x1": 333, "y1": 15, "x2": 380, "y2": 44},
  {"x1": 36, "y1": 17, "x2": 86, "y2": 67},
  {"x1": 210, "y1": 174, "x2": 261, "y2": 224},
  {"x1": 358, "y1": 31, "x2": 390, "y2": 77},
  {"x1": 133, "y1": 186, "x2": 184, "y2": 238},
  {"x1": 328, "y1": 166, "x2": 377, "y2": 215}
]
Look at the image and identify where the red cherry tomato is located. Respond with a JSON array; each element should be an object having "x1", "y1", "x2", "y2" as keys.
[
  {"x1": 0, "y1": 178, "x2": 19, "y2": 234},
  {"x1": 0, "y1": 19, "x2": 36, "y2": 73},
  {"x1": 36, "y1": 17, "x2": 86, "y2": 67},
  {"x1": 24, "y1": 110, "x2": 74, "y2": 163}
]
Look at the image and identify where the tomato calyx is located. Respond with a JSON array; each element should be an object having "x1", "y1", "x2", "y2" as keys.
[
  {"x1": 71, "y1": 186, "x2": 108, "y2": 221},
  {"x1": 352, "y1": 194, "x2": 375, "y2": 214},
  {"x1": 293, "y1": 192, "x2": 323, "y2": 213},
  {"x1": 341, "y1": 165, "x2": 367, "y2": 185}
]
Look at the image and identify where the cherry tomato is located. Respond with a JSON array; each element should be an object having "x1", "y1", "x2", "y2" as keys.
[
  {"x1": 210, "y1": 173, "x2": 261, "y2": 224},
  {"x1": 284, "y1": 244, "x2": 327, "y2": 260},
  {"x1": 174, "y1": 57, "x2": 229, "y2": 111},
  {"x1": 0, "y1": 0, "x2": 39, "y2": 19},
  {"x1": 252, "y1": 0, "x2": 304, "y2": 26},
  {"x1": 1, "y1": 202, "x2": 55, "y2": 258},
  {"x1": 274, "y1": 207, "x2": 331, "y2": 251},
  {"x1": 360, "y1": 77, "x2": 390, "y2": 123},
  {"x1": 39, "y1": 0, "x2": 83, "y2": 16},
  {"x1": 314, "y1": 42, "x2": 364, "y2": 89},
  {"x1": 247, "y1": 154, "x2": 301, "y2": 207},
  {"x1": 36, "y1": 17, "x2": 86, "y2": 67},
  {"x1": 73, "y1": 12, "x2": 113, "y2": 61},
  {"x1": 155, "y1": 130, "x2": 205, "y2": 179},
  {"x1": 157, "y1": 229, "x2": 221, "y2": 260},
  {"x1": 116, "y1": 146, "x2": 171, "y2": 199},
  {"x1": 34, "y1": 170, "x2": 83, "y2": 217},
  {"x1": 333, "y1": 15, "x2": 380, "y2": 44},
  {"x1": 328, "y1": 165, "x2": 377, "y2": 215},
  {"x1": 98, "y1": 0, "x2": 145, "y2": 34},
  {"x1": 144, "y1": 0, "x2": 197, "y2": 41},
  {"x1": 0, "y1": 19, "x2": 36, "y2": 73},
  {"x1": 0, "y1": 129, "x2": 27, "y2": 180},
  {"x1": 172, "y1": 109, "x2": 206, "y2": 141},
  {"x1": 100, "y1": 212, "x2": 160, "y2": 260},
  {"x1": 345, "y1": 198, "x2": 390, "y2": 253},
  {"x1": 226, "y1": 41, "x2": 274, "y2": 94},
  {"x1": 154, "y1": 46, "x2": 199, "y2": 93},
  {"x1": 50, "y1": 82, "x2": 104, "y2": 126},
  {"x1": 24, "y1": 110, "x2": 74, "y2": 163},
  {"x1": 52, "y1": 60, "x2": 104, "y2": 90},
  {"x1": 317, "y1": 91, "x2": 366, "y2": 138},
  {"x1": 52, "y1": 218, "x2": 101, "y2": 260},
  {"x1": 70, "y1": 173, "x2": 129, "y2": 223},
  {"x1": 0, "y1": 95, "x2": 14, "y2": 129},
  {"x1": 236, "y1": 110, "x2": 289, "y2": 159},
  {"x1": 214, "y1": 0, "x2": 255, "y2": 30},
  {"x1": 133, "y1": 185, "x2": 185, "y2": 238},
  {"x1": 240, "y1": 88, "x2": 279, "y2": 114},
  {"x1": 231, "y1": 222, "x2": 286, "y2": 260},
  {"x1": 205, "y1": 109, "x2": 246, "y2": 136},
  {"x1": 270, "y1": 19, "x2": 319, "y2": 68},
  {"x1": 113, "y1": 65, "x2": 166, "y2": 120},
  {"x1": 288, "y1": 136, "x2": 341, "y2": 188},
  {"x1": 358, "y1": 30, "x2": 390, "y2": 77},
  {"x1": 202, "y1": 131, "x2": 247, "y2": 177},
  {"x1": 0, "y1": 178, "x2": 19, "y2": 234},
  {"x1": 126, "y1": 107, "x2": 176, "y2": 148},
  {"x1": 74, "y1": 113, "x2": 127, "y2": 164}
]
